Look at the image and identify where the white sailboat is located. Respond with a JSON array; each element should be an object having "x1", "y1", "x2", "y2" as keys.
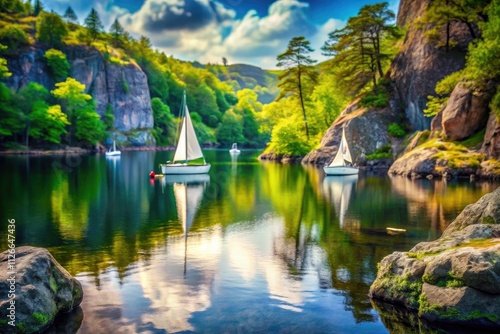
[
  {"x1": 322, "y1": 175, "x2": 358, "y2": 228},
  {"x1": 105, "y1": 140, "x2": 121, "y2": 156},
  {"x1": 323, "y1": 127, "x2": 358, "y2": 176},
  {"x1": 160, "y1": 91, "x2": 211, "y2": 175},
  {"x1": 229, "y1": 143, "x2": 240, "y2": 155}
]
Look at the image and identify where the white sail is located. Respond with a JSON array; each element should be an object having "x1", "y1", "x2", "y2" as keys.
[
  {"x1": 174, "y1": 182, "x2": 205, "y2": 236},
  {"x1": 328, "y1": 128, "x2": 352, "y2": 167},
  {"x1": 173, "y1": 104, "x2": 204, "y2": 163},
  {"x1": 341, "y1": 128, "x2": 352, "y2": 163}
]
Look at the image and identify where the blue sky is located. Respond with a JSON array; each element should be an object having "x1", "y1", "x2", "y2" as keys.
[{"x1": 46, "y1": 0, "x2": 399, "y2": 69}]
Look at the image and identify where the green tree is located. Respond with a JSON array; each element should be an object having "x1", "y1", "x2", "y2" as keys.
[
  {"x1": 29, "y1": 103, "x2": 69, "y2": 144},
  {"x1": 0, "y1": 83, "x2": 23, "y2": 137},
  {"x1": 74, "y1": 104, "x2": 105, "y2": 144},
  {"x1": 267, "y1": 116, "x2": 311, "y2": 156},
  {"x1": 322, "y1": 2, "x2": 399, "y2": 95},
  {"x1": 0, "y1": 45, "x2": 10, "y2": 77},
  {"x1": 36, "y1": 11, "x2": 68, "y2": 47},
  {"x1": 110, "y1": 18, "x2": 125, "y2": 47},
  {"x1": 276, "y1": 36, "x2": 318, "y2": 139},
  {"x1": 151, "y1": 97, "x2": 175, "y2": 145},
  {"x1": 0, "y1": 25, "x2": 30, "y2": 50},
  {"x1": 216, "y1": 110, "x2": 244, "y2": 146},
  {"x1": 33, "y1": 0, "x2": 42, "y2": 15},
  {"x1": 51, "y1": 77, "x2": 92, "y2": 144},
  {"x1": 43, "y1": 48, "x2": 70, "y2": 80},
  {"x1": 466, "y1": 0, "x2": 500, "y2": 115},
  {"x1": 419, "y1": 0, "x2": 489, "y2": 52},
  {"x1": 14, "y1": 82, "x2": 50, "y2": 146},
  {"x1": 63, "y1": 6, "x2": 78, "y2": 24},
  {"x1": 84, "y1": 8, "x2": 104, "y2": 42}
]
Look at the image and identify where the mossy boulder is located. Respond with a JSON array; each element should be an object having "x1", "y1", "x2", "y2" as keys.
[
  {"x1": 0, "y1": 246, "x2": 83, "y2": 333},
  {"x1": 370, "y1": 187, "x2": 500, "y2": 328}
]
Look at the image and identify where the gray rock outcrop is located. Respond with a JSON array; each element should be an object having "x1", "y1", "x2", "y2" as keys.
[
  {"x1": 5, "y1": 45, "x2": 155, "y2": 147},
  {"x1": 0, "y1": 246, "x2": 83, "y2": 333},
  {"x1": 369, "y1": 187, "x2": 500, "y2": 328},
  {"x1": 390, "y1": 0, "x2": 472, "y2": 131},
  {"x1": 302, "y1": 102, "x2": 399, "y2": 166}
]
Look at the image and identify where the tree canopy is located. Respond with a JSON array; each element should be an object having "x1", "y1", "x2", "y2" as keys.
[
  {"x1": 276, "y1": 36, "x2": 318, "y2": 139},
  {"x1": 84, "y1": 8, "x2": 103, "y2": 42}
]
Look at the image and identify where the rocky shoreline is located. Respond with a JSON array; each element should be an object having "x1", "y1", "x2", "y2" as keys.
[
  {"x1": 369, "y1": 186, "x2": 500, "y2": 328},
  {"x1": 0, "y1": 247, "x2": 83, "y2": 333}
]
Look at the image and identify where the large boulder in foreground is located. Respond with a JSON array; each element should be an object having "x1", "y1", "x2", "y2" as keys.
[
  {"x1": 0, "y1": 246, "x2": 83, "y2": 333},
  {"x1": 369, "y1": 187, "x2": 500, "y2": 328}
]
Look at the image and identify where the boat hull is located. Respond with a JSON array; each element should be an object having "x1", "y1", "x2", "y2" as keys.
[
  {"x1": 105, "y1": 151, "x2": 121, "y2": 156},
  {"x1": 160, "y1": 164, "x2": 211, "y2": 175},
  {"x1": 323, "y1": 166, "x2": 359, "y2": 176}
]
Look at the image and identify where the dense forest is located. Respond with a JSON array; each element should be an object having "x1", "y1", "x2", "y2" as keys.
[{"x1": 0, "y1": 0, "x2": 498, "y2": 156}]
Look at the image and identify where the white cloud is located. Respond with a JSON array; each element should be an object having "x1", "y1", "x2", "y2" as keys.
[{"x1": 47, "y1": 0, "x2": 348, "y2": 69}]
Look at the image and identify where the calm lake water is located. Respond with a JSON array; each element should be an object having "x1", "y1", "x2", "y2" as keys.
[{"x1": 0, "y1": 150, "x2": 499, "y2": 333}]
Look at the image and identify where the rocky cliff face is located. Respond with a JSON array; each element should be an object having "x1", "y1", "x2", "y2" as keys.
[
  {"x1": 369, "y1": 187, "x2": 500, "y2": 328},
  {"x1": 390, "y1": 0, "x2": 472, "y2": 131},
  {"x1": 302, "y1": 100, "x2": 399, "y2": 166},
  {"x1": 5, "y1": 45, "x2": 155, "y2": 146}
]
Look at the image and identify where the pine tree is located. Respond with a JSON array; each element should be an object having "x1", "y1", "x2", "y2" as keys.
[
  {"x1": 33, "y1": 0, "x2": 42, "y2": 16},
  {"x1": 84, "y1": 8, "x2": 103, "y2": 42},
  {"x1": 110, "y1": 18, "x2": 124, "y2": 47},
  {"x1": 63, "y1": 6, "x2": 78, "y2": 24},
  {"x1": 322, "y1": 2, "x2": 399, "y2": 95},
  {"x1": 276, "y1": 36, "x2": 318, "y2": 139}
]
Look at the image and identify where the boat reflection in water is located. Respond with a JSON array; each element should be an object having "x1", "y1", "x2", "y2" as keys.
[
  {"x1": 322, "y1": 174, "x2": 358, "y2": 229},
  {"x1": 162, "y1": 174, "x2": 210, "y2": 275}
]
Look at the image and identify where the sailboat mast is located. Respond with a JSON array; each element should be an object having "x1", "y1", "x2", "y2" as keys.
[{"x1": 184, "y1": 91, "x2": 188, "y2": 164}]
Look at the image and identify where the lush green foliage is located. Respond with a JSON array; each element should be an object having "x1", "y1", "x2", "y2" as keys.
[
  {"x1": 83, "y1": 8, "x2": 103, "y2": 42},
  {"x1": 418, "y1": 0, "x2": 489, "y2": 51},
  {"x1": 36, "y1": 11, "x2": 68, "y2": 47},
  {"x1": 424, "y1": 70, "x2": 464, "y2": 117},
  {"x1": 366, "y1": 144, "x2": 392, "y2": 160},
  {"x1": 359, "y1": 88, "x2": 389, "y2": 108},
  {"x1": 0, "y1": 24, "x2": 29, "y2": 49},
  {"x1": 276, "y1": 36, "x2": 318, "y2": 139},
  {"x1": 466, "y1": 0, "x2": 500, "y2": 116},
  {"x1": 43, "y1": 48, "x2": 70, "y2": 80},
  {"x1": 151, "y1": 97, "x2": 175, "y2": 146},
  {"x1": 322, "y1": 2, "x2": 400, "y2": 96},
  {"x1": 29, "y1": 103, "x2": 69, "y2": 143},
  {"x1": 387, "y1": 122, "x2": 406, "y2": 138}
]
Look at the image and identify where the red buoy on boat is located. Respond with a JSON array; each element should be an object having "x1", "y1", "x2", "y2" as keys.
[{"x1": 149, "y1": 171, "x2": 156, "y2": 178}]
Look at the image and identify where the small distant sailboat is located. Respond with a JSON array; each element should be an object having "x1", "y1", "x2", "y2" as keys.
[
  {"x1": 229, "y1": 143, "x2": 240, "y2": 155},
  {"x1": 160, "y1": 91, "x2": 211, "y2": 175},
  {"x1": 323, "y1": 127, "x2": 358, "y2": 176},
  {"x1": 105, "y1": 140, "x2": 121, "y2": 156}
]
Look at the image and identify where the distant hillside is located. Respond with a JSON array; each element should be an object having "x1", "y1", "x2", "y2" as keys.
[{"x1": 209, "y1": 63, "x2": 279, "y2": 104}]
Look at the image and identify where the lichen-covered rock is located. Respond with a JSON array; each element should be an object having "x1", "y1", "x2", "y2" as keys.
[
  {"x1": 0, "y1": 246, "x2": 83, "y2": 333},
  {"x1": 370, "y1": 187, "x2": 500, "y2": 328}
]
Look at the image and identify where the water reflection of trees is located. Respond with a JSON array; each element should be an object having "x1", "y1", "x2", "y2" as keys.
[{"x1": 261, "y1": 163, "x2": 378, "y2": 323}]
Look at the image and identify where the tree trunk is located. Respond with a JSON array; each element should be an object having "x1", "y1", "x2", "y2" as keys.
[{"x1": 297, "y1": 68, "x2": 309, "y2": 139}]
